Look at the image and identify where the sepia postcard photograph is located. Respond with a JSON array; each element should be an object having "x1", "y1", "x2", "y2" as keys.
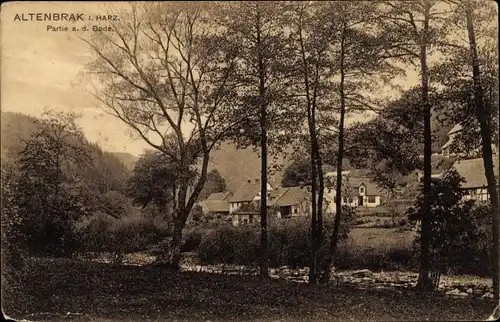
[{"x1": 1, "y1": 1, "x2": 499, "y2": 321}]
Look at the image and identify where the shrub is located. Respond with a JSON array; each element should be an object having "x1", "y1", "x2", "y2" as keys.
[
  {"x1": 274, "y1": 219, "x2": 311, "y2": 268},
  {"x1": 407, "y1": 169, "x2": 493, "y2": 278},
  {"x1": 335, "y1": 243, "x2": 417, "y2": 271},
  {"x1": 74, "y1": 212, "x2": 171, "y2": 262},
  {"x1": 73, "y1": 211, "x2": 115, "y2": 255},
  {"x1": 198, "y1": 208, "x2": 355, "y2": 269},
  {"x1": 98, "y1": 190, "x2": 135, "y2": 218},
  {"x1": 182, "y1": 228, "x2": 205, "y2": 252},
  {"x1": 198, "y1": 226, "x2": 239, "y2": 264}
]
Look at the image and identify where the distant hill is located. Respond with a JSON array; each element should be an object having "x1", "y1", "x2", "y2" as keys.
[
  {"x1": 1, "y1": 111, "x2": 40, "y2": 159},
  {"x1": 110, "y1": 152, "x2": 139, "y2": 171},
  {"x1": 207, "y1": 141, "x2": 294, "y2": 192},
  {"x1": 1, "y1": 111, "x2": 132, "y2": 193}
]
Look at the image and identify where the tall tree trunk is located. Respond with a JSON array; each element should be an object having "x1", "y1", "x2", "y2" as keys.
[
  {"x1": 309, "y1": 135, "x2": 319, "y2": 284},
  {"x1": 465, "y1": 4, "x2": 500, "y2": 301},
  {"x1": 259, "y1": 100, "x2": 270, "y2": 280},
  {"x1": 417, "y1": 0, "x2": 433, "y2": 291},
  {"x1": 155, "y1": 150, "x2": 210, "y2": 271},
  {"x1": 298, "y1": 16, "x2": 319, "y2": 284},
  {"x1": 256, "y1": 6, "x2": 269, "y2": 280},
  {"x1": 316, "y1": 148, "x2": 325, "y2": 278},
  {"x1": 321, "y1": 25, "x2": 346, "y2": 283},
  {"x1": 155, "y1": 211, "x2": 185, "y2": 271},
  {"x1": 297, "y1": 10, "x2": 320, "y2": 284}
]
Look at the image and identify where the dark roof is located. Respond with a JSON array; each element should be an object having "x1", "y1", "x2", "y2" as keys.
[
  {"x1": 270, "y1": 186, "x2": 310, "y2": 207},
  {"x1": 229, "y1": 180, "x2": 262, "y2": 202},
  {"x1": 347, "y1": 177, "x2": 384, "y2": 196},
  {"x1": 452, "y1": 156, "x2": 499, "y2": 189}
]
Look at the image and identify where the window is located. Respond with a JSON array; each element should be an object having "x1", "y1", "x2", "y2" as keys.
[
  {"x1": 343, "y1": 197, "x2": 348, "y2": 203},
  {"x1": 368, "y1": 196, "x2": 376, "y2": 203},
  {"x1": 294, "y1": 208, "x2": 298, "y2": 214},
  {"x1": 249, "y1": 214, "x2": 253, "y2": 223},
  {"x1": 243, "y1": 219, "x2": 248, "y2": 224},
  {"x1": 359, "y1": 186, "x2": 365, "y2": 194}
]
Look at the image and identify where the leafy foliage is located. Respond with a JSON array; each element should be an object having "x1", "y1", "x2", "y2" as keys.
[
  {"x1": 1, "y1": 110, "x2": 136, "y2": 260},
  {"x1": 198, "y1": 213, "x2": 354, "y2": 269},
  {"x1": 346, "y1": 88, "x2": 424, "y2": 191},
  {"x1": 11, "y1": 111, "x2": 92, "y2": 256},
  {"x1": 74, "y1": 212, "x2": 171, "y2": 263},
  {"x1": 407, "y1": 169, "x2": 493, "y2": 281},
  {"x1": 281, "y1": 159, "x2": 312, "y2": 187},
  {"x1": 198, "y1": 169, "x2": 227, "y2": 201}
]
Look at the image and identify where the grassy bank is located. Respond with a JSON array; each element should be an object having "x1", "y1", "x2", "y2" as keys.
[{"x1": 2, "y1": 258, "x2": 496, "y2": 321}]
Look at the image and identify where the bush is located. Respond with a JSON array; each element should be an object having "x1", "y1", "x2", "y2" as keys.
[
  {"x1": 74, "y1": 212, "x2": 171, "y2": 262},
  {"x1": 182, "y1": 228, "x2": 205, "y2": 252},
  {"x1": 198, "y1": 226, "x2": 238, "y2": 264},
  {"x1": 198, "y1": 208, "x2": 355, "y2": 269},
  {"x1": 73, "y1": 211, "x2": 115, "y2": 255},
  {"x1": 335, "y1": 243, "x2": 417, "y2": 271},
  {"x1": 407, "y1": 169, "x2": 493, "y2": 278},
  {"x1": 98, "y1": 190, "x2": 135, "y2": 218}
]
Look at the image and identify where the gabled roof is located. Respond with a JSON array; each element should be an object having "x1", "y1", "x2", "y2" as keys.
[
  {"x1": 448, "y1": 124, "x2": 463, "y2": 135},
  {"x1": 206, "y1": 191, "x2": 232, "y2": 201},
  {"x1": 202, "y1": 191, "x2": 232, "y2": 213},
  {"x1": 229, "y1": 180, "x2": 266, "y2": 202},
  {"x1": 347, "y1": 177, "x2": 384, "y2": 196},
  {"x1": 202, "y1": 199, "x2": 230, "y2": 213},
  {"x1": 270, "y1": 186, "x2": 310, "y2": 207},
  {"x1": 452, "y1": 156, "x2": 499, "y2": 189},
  {"x1": 441, "y1": 138, "x2": 453, "y2": 150}
]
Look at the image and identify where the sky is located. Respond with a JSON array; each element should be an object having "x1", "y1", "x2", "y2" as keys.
[
  {"x1": 0, "y1": 1, "x2": 451, "y2": 157},
  {"x1": 1, "y1": 2, "x2": 150, "y2": 155}
]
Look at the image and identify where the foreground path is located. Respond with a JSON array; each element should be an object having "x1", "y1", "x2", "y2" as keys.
[{"x1": 3, "y1": 258, "x2": 497, "y2": 321}]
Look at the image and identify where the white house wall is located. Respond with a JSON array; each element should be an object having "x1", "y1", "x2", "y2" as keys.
[
  {"x1": 463, "y1": 187, "x2": 489, "y2": 201},
  {"x1": 363, "y1": 195, "x2": 381, "y2": 207}
]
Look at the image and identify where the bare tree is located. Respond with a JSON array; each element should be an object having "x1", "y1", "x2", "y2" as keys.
[{"x1": 82, "y1": 3, "x2": 245, "y2": 270}]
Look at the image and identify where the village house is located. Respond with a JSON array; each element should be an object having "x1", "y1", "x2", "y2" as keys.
[
  {"x1": 323, "y1": 177, "x2": 384, "y2": 210},
  {"x1": 202, "y1": 171, "x2": 385, "y2": 226},
  {"x1": 451, "y1": 156, "x2": 499, "y2": 201},
  {"x1": 346, "y1": 177, "x2": 383, "y2": 208},
  {"x1": 441, "y1": 123, "x2": 498, "y2": 159},
  {"x1": 228, "y1": 179, "x2": 273, "y2": 226},
  {"x1": 269, "y1": 186, "x2": 311, "y2": 218},
  {"x1": 200, "y1": 191, "x2": 232, "y2": 221}
]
